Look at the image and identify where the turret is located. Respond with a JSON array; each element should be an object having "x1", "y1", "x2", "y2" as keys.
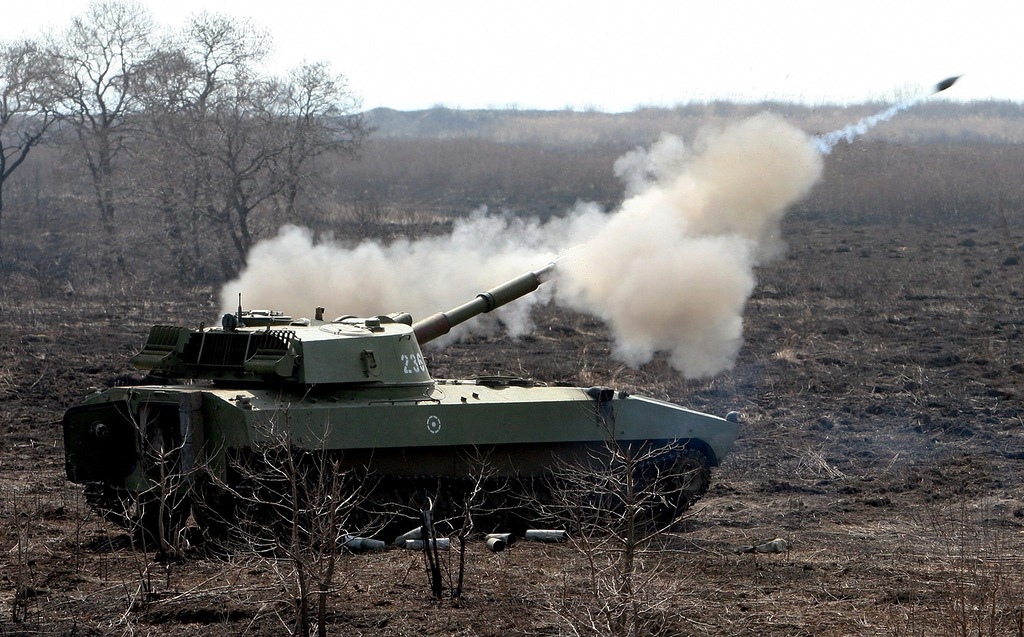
[
  {"x1": 413, "y1": 261, "x2": 556, "y2": 344},
  {"x1": 128, "y1": 262, "x2": 557, "y2": 386}
]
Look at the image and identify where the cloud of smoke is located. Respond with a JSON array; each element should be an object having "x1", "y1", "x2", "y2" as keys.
[
  {"x1": 221, "y1": 112, "x2": 823, "y2": 377},
  {"x1": 220, "y1": 210, "x2": 559, "y2": 344},
  {"x1": 557, "y1": 113, "x2": 823, "y2": 376}
]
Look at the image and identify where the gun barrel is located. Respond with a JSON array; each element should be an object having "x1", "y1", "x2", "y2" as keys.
[{"x1": 412, "y1": 262, "x2": 556, "y2": 344}]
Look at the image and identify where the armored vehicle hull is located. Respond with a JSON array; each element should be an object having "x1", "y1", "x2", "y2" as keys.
[{"x1": 63, "y1": 264, "x2": 742, "y2": 541}]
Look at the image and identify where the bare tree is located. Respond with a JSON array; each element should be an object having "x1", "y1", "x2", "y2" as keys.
[
  {"x1": 0, "y1": 39, "x2": 60, "y2": 264},
  {"x1": 200, "y1": 74, "x2": 289, "y2": 266},
  {"x1": 130, "y1": 12, "x2": 271, "y2": 282},
  {"x1": 50, "y1": 0, "x2": 157, "y2": 226},
  {"x1": 201, "y1": 417, "x2": 373, "y2": 637},
  {"x1": 0, "y1": 7, "x2": 368, "y2": 286},
  {"x1": 191, "y1": 65, "x2": 367, "y2": 273},
  {"x1": 273, "y1": 62, "x2": 368, "y2": 222},
  {"x1": 539, "y1": 436, "x2": 710, "y2": 637},
  {"x1": 408, "y1": 448, "x2": 496, "y2": 601},
  {"x1": 133, "y1": 13, "x2": 367, "y2": 278},
  {"x1": 176, "y1": 11, "x2": 270, "y2": 114}
]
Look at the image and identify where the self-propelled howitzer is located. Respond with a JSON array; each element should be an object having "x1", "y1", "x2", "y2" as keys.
[{"x1": 62, "y1": 262, "x2": 741, "y2": 541}]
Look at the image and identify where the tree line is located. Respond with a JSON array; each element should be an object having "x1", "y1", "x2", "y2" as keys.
[{"x1": 0, "y1": 0, "x2": 366, "y2": 282}]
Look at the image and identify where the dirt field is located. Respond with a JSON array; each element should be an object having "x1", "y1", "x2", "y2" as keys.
[{"x1": 2, "y1": 216, "x2": 1023, "y2": 636}]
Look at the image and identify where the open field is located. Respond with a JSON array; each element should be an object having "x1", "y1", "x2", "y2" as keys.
[
  {"x1": 2, "y1": 215, "x2": 1023, "y2": 635},
  {"x1": 3, "y1": 11, "x2": 1022, "y2": 634}
]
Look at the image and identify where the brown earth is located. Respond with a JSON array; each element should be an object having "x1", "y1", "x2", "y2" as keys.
[{"x1": 1, "y1": 217, "x2": 1023, "y2": 636}]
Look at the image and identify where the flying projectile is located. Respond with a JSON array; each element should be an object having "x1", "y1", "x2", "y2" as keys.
[{"x1": 934, "y1": 75, "x2": 962, "y2": 93}]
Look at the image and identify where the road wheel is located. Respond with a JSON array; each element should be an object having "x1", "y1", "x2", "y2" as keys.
[
  {"x1": 647, "y1": 448, "x2": 710, "y2": 527},
  {"x1": 190, "y1": 478, "x2": 234, "y2": 543}
]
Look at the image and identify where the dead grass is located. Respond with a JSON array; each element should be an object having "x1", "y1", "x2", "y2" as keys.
[{"x1": 2, "y1": 219, "x2": 1024, "y2": 635}]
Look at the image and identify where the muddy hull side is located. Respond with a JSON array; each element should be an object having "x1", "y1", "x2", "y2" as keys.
[
  {"x1": 64, "y1": 383, "x2": 738, "y2": 481},
  {"x1": 63, "y1": 383, "x2": 740, "y2": 538}
]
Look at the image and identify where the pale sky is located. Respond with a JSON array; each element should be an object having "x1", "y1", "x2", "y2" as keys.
[{"x1": 1, "y1": 0, "x2": 1017, "y2": 112}]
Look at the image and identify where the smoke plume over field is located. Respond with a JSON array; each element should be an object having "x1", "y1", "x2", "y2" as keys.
[
  {"x1": 222, "y1": 113, "x2": 823, "y2": 377},
  {"x1": 223, "y1": 214, "x2": 560, "y2": 341},
  {"x1": 559, "y1": 115, "x2": 822, "y2": 375}
]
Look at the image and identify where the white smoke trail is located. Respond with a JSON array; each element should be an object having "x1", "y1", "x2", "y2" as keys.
[
  {"x1": 222, "y1": 113, "x2": 823, "y2": 377},
  {"x1": 813, "y1": 98, "x2": 922, "y2": 154}
]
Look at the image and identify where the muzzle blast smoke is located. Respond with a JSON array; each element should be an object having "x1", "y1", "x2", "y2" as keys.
[{"x1": 224, "y1": 75, "x2": 952, "y2": 378}]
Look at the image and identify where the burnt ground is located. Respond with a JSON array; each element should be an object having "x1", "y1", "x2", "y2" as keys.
[{"x1": 2, "y1": 217, "x2": 1024, "y2": 636}]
